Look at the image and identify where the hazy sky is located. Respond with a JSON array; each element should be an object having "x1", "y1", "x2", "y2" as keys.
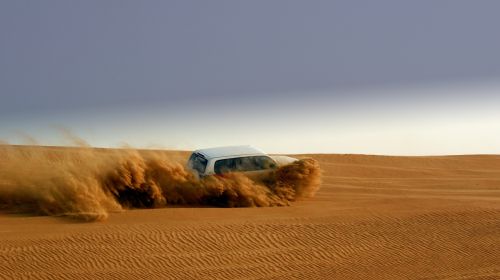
[{"x1": 1, "y1": 0, "x2": 499, "y2": 154}]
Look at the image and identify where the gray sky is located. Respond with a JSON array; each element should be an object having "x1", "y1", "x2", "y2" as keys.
[{"x1": 1, "y1": 0, "x2": 499, "y2": 154}]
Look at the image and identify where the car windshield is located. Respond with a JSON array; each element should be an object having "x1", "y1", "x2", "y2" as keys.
[
  {"x1": 214, "y1": 156, "x2": 276, "y2": 174},
  {"x1": 188, "y1": 153, "x2": 208, "y2": 174}
]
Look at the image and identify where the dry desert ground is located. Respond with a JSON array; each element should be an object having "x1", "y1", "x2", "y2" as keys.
[{"x1": 1, "y1": 146, "x2": 500, "y2": 279}]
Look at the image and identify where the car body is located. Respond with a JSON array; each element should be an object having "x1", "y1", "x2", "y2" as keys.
[{"x1": 187, "y1": 145, "x2": 297, "y2": 178}]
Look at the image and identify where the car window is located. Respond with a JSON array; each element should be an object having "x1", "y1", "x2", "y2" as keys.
[
  {"x1": 214, "y1": 156, "x2": 276, "y2": 174},
  {"x1": 214, "y1": 158, "x2": 235, "y2": 174},
  {"x1": 188, "y1": 153, "x2": 207, "y2": 174},
  {"x1": 253, "y1": 156, "x2": 276, "y2": 170}
]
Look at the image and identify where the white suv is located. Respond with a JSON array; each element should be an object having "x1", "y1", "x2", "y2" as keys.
[{"x1": 187, "y1": 146, "x2": 297, "y2": 177}]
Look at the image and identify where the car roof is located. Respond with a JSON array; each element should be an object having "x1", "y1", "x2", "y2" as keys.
[{"x1": 194, "y1": 145, "x2": 266, "y2": 159}]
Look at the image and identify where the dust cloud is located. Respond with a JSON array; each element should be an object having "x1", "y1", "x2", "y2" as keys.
[{"x1": 0, "y1": 145, "x2": 321, "y2": 221}]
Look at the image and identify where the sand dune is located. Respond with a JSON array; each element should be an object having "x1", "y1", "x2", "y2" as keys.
[{"x1": 1, "y1": 146, "x2": 500, "y2": 279}]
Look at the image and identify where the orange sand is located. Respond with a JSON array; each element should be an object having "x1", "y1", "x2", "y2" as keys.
[{"x1": 1, "y1": 146, "x2": 500, "y2": 279}]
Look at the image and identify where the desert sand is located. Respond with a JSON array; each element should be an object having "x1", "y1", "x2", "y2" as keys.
[{"x1": 1, "y1": 146, "x2": 500, "y2": 279}]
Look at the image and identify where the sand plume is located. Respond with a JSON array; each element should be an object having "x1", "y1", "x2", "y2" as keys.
[
  {"x1": 0, "y1": 146, "x2": 122, "y2": 221},
  {"x1": 270, "y1": 158, "x2": 322, "y2": 200},
  {"x1": 0, "y1": 146, "x2": 321, "y2": 221},
  {"x1": 102, "y1": 152, "x2": 321, "y2": 208}
]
